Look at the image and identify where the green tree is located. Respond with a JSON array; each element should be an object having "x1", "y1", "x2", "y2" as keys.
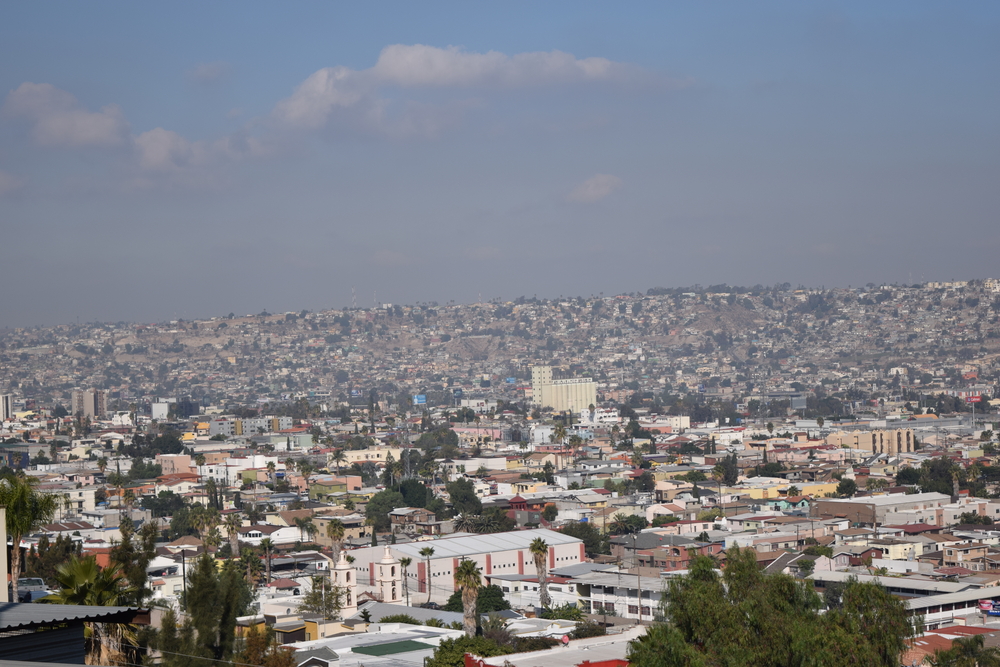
[
  {"x1": 298, "y1": 575, "x2": 343, "y2": 620},
  {"x1": 24, "y1": 534, "x2": 81, "y2": 585},
  {"x1": 426, "y1": 636, "x2": 512, "y2": 667},
  {"x1": 896, "y1": 467, "x2": 921, "y2": 485},
  {"x1": 958, "y1": 511, "x2": 993, "y2": 526},
  {"x1": 443, "y1": 584, "x2": 510, "y2": 615},
  {"x1": 455, "y1": 559, "x2": 483, "y2": 638},
  {"x1": 420, "y1": 546, "x2": 435, "y2": 604},
  {"x1": 326, "y1": 518, "x2": 345, "y2": 561},
  {"x1": 224, "y1": 513, "x2": 243, "y2": 557},
  {"x1": 446, "y1": 478, "x2": 482, "y2": 516},
  {"x1": 366, "y1": 489, "x2": 405, "y2": 532},
  {"x1": 560, "y1": 520, "x2": 609, "y2": 557},
  {"x1": 530, "y1": 537, "x2": 551, "y2": 608},
  {"x1": 627, "y1": 548, "x2": 917, "y2": 667},
  {"x1": 154, "y1": 558, "x2": 251, "y2": 667},
  {"x1": 399, "y1": 556, "x2": 413, "y2": 606},
  {"x1": 0, "y1": 472, "x2": 58, "y2": 601},
  {"x1": 541, "y1": 504, "x2": 558, "y2": 522},
  {"x1": 110, "y1": 520, "x2": 159, "y2": 606},
  {"x1": 929, "y1": 633, "x2": 1000, "y2": 667},
  {"x1": 837, "y1": 478, "x2": 858, "y2": 498},
  {"x1": 43, "y1": 554, "x2": 138, "y2": 665},
  {"x1": 236, "y1": 624, "x2": 297, "y2": 667},
  {"x1": 259, "y1": 537, "x2": 275, "y2": 583},
  {"x1": 380, "y1": 613, "x2": 422, "y2": 625}
]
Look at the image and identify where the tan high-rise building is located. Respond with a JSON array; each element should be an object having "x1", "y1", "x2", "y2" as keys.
[
  {"x1": 531, "y1": 366, "x2": 597, "y2": 413},
  {"x1": 71, "y1": 389, "x2": 106, "y2": 420},
  {"x1": 0, "y1": 394, "x2": 13, "y2": 421}
]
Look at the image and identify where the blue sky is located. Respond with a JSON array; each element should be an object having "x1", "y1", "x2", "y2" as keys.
[{"x1": 2, "y1": 2, "x2": 999, "y2": 325}]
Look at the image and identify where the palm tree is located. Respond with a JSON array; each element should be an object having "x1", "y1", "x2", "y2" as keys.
[
  {"x1": 529, "y1": 537, "x2": 551, "y2": 608},
  {"x1": 786, "y1": 485, "x2": 801, "y2": 497},
  {"x1": 454, "y1": 514, "x2": 478, "y2": 533},
  {"x1": 331, "y1": 448, "x2": 346, "y2": 474},
  {"x1": 224, "y1": 513, "x2": 242, "y2": 557},
  {"x1": 400, "y1": 556, "x2": 412, "y2": 606},
  {"x1": 260, "y1": 537, "x2": 275, "y2": 583},
  {"x1": 245, "y1": 504, "x2": 264, "y2": 525},
  {"x1": 0, "y1": 473, "x2": 58, "y2": 601},
  {"x1": 455, "y1": 559, "x2": 483, "y2": 638},
  {"x1": 420, "y1": 546, "x2": 435, "y2": 604},
  {"x1": 930, "y1": 633, "x2": 1000, "y2": 667},
  {"x1": 326, "y1": 518, "x2": 345, "y2": 562},
  {"x1": 96, "y1": 457, "x2": 108, "y2": 475},
  {"x1": 266, "y1": 461, "x2": 276, "y2": 484},
  {"x1": 44, "y1": 554, "x2": 137, "y2": 665},
  {"x1": 295, "y1": 516, "x2": 315, "y2": 542}
]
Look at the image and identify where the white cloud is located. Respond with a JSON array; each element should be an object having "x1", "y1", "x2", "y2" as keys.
[
  {"x1": 272, "y1": 66, "x2": 367, "y2": 129},
  {"x1": 188, "y1": 61, "x2": 230, "y2": 83},
  {"x1": 135, "y1": 128, "x2": 195, "y2": 172},
  {"x1": 2, "y1": 82, "x2": 129, "y2": 147},
  {"x1": 567, "y1": 174, "x2": 623, "y2": 203},
  {"x1": 272, "y1": 44, "x2": 640, "y2": 131},
  {"x1": 0, "y1": 170, "x2": 25, "y2": 195},
  {"x1": 371, "y1": 44, "x2": 618, "y2": 87}
]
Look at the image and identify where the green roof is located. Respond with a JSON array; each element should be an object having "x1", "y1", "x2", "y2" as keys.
[{"x1": 351, "y1": 640, "x2": 432, "y2": 656}]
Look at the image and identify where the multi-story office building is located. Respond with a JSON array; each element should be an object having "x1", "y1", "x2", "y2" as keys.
[{"x1": 0, "y1": 394, "x2": 13, "y2": 420}]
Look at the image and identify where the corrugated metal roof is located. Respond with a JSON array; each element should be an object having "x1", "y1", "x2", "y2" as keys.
[{"x1": 0, "y1": 603, "x2": 144, "y2": 630}]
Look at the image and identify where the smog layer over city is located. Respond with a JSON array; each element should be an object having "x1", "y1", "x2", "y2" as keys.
[{"x1": 2, "y1": 3, "x2": 1000, "y2": 667}]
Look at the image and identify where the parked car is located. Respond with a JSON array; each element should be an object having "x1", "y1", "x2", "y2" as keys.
[{"x1": 8, "y1": 578, "x2": 50, "y2": 603}]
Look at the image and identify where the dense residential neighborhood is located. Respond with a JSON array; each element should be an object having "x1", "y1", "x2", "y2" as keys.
[{"x1": 5, "y1": 280, "x2": 1000, "y2": 665}]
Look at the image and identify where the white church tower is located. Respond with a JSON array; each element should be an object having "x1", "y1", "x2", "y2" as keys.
[
  {"x1": 332, "y1": 551, "x2": 357, "y2": 616},
  {"x1": 376, "y1": 546, "x2": 403, "y2": 605}
]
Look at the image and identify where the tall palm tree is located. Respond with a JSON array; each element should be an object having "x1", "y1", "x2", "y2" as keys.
[
  {"x1": 259, "y1": 537, "x2": 275, "y2": 583},
  {"x1": 266, "y1": 461, "x2": 276, "y2": 484},
  {"x1": 326, "y1": 518, "x2": 345, "y2": 562},
  {"x1": 0, "y1": 473, "x2": 58, "y2": 601},
  {"x1": 399, "y1": 556, "x2": 412, "y2": 606},
  {"x1": 455, "y1": 559, "x2": 483, "y2": 638},
  {"x1": 420, "y1": 546, "x2": 435, "y2": 604},
  {"x1": 295, "y1": 516, "x2": 314, "y2": 542},
  {"x1": 529, "y1": 537, "x2": 551, "y2": 608},
  {"x1": 43, "y1": 554, "x2": 137, "y2": 665},
  {"x1": 331, "y1": 448, "x2": 346, "y2": 474},
  {"x1": 224, "y1": 513, "x2": 242, "y2": 557}
]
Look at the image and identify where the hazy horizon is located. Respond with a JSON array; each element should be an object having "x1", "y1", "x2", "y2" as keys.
[{"x1": 3, "y1": 2, "x2": 999, "y2": 327}]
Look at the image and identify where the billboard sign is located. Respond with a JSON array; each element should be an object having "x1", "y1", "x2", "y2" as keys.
[
  {"x1": 967, "y1": 395, "x2": 982, "y2": 403},
  {"x1": 413, "y1": 394, "x2": 427, "y2": 405},
  {"x1": 506, "y1": 377, "x2": 516, "y2": 384},
  {"x1": 350, "y1": 389, "x2": 362, "y2": 398},
  {"x1": 453, "y1": 389, "x2": 464, "y2": 400}
]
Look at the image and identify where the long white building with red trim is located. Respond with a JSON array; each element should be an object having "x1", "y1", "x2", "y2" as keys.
[{"x1": 349, "y1": 528, "x2": 585, "y2": 604}]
